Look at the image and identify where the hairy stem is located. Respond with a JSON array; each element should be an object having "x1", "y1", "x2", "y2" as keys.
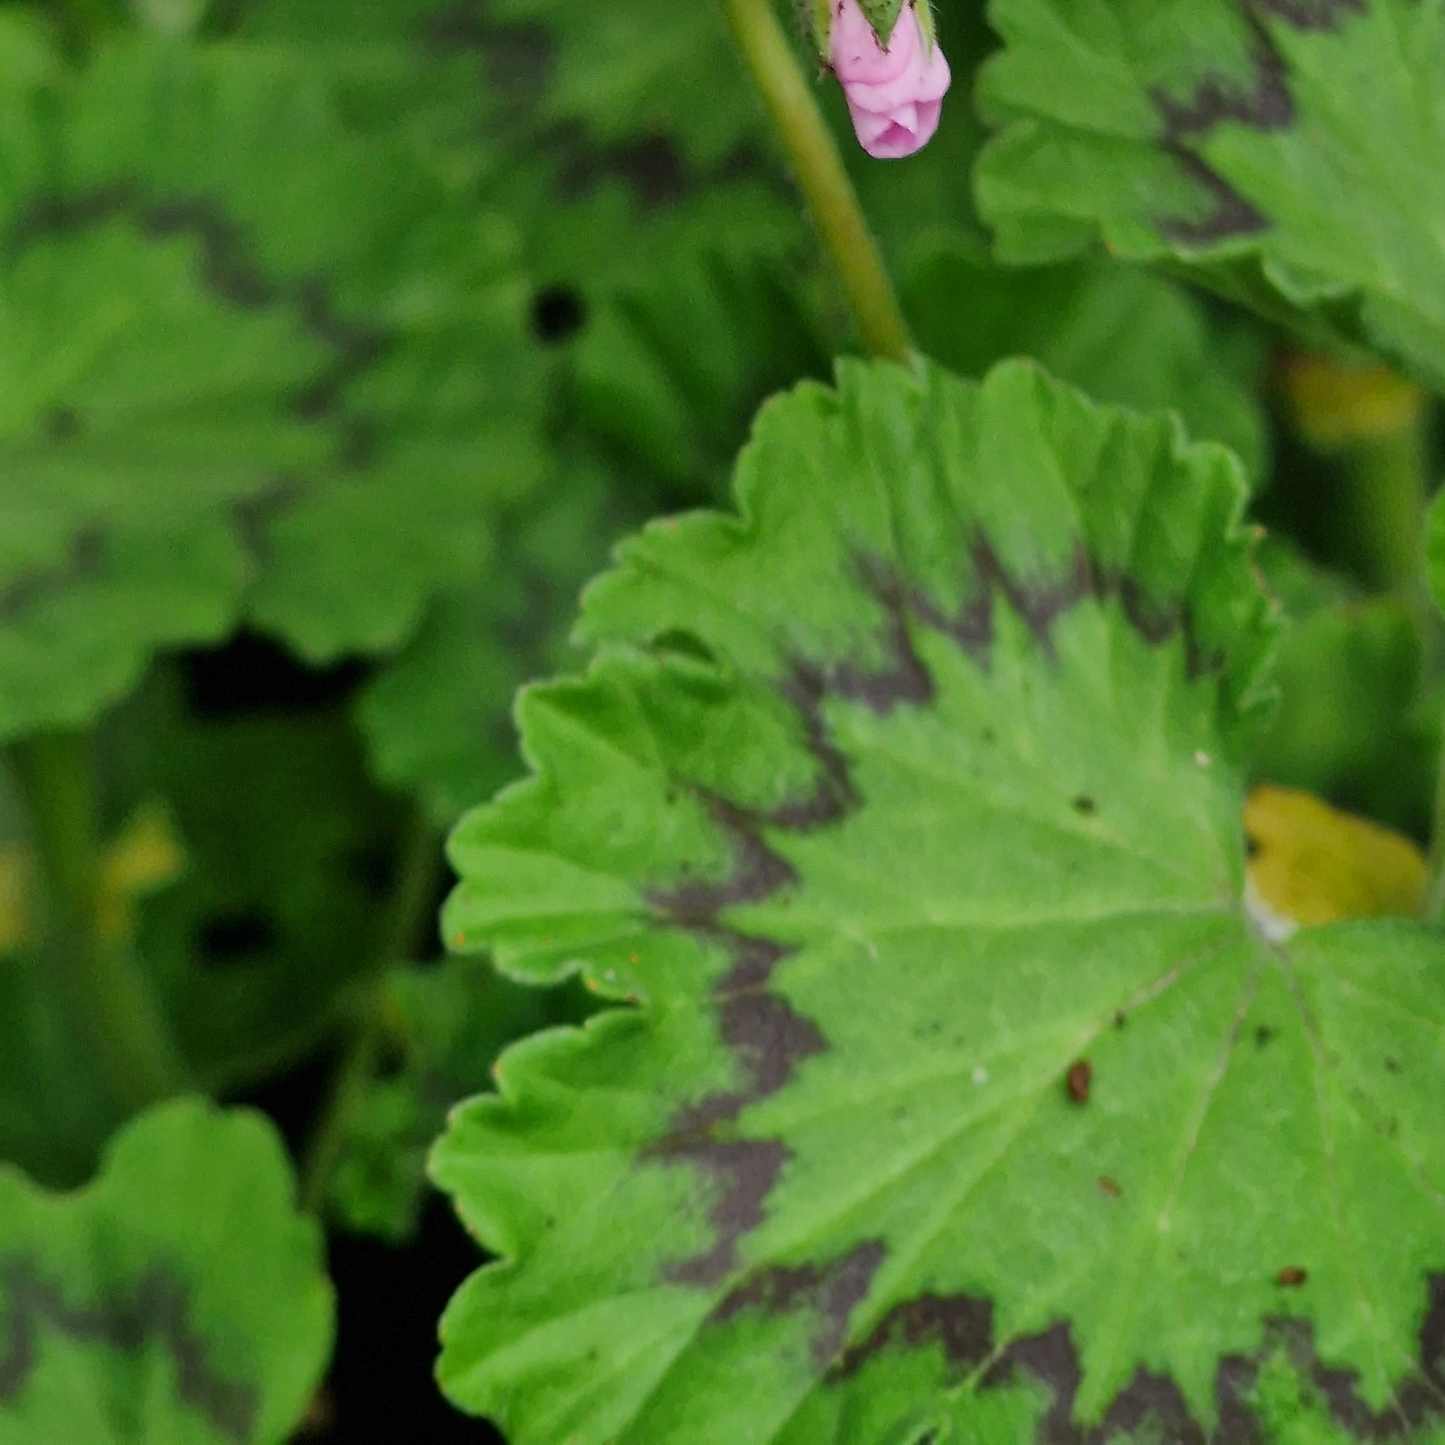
[
  {"x1": 715, "y1": 0, "x2": 913, "y2": 361},
  {"x1": 6, "y1": 731, "x2": 187, "y2": 1110},
  {"x1": 300, "y1": 808, "x2": 442, "y2": 1216}
]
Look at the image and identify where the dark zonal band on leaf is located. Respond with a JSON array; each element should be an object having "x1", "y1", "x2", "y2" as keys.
[{"x1": 0, "y1": 1100, "x2": 332, "y2": 1445}]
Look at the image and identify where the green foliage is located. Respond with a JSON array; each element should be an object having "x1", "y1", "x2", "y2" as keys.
[
  {"x1": 977, "y1": 0, "x2": 1445, "y2": 386},
  {"x1": 902, "y1": 245, "x2": 1268, "y2": 480},
  {"x1": 487, "y1": 0, "x2": 765, "y2": 165},
  {"x1": 433, "y1": 361, "x2": 1445, "y2": 1441},
  {"x1": 0, "y1": 33, "x2": 540, "y2": 741},
  {"x1": 329, "y1": 958, "x2": 595, "y2": 1240},
  {"x1": 117, "y1": 680, "x2": 406, "y2": 1090},
  {"x1": 0, "y1": 1098, "x2": 331, "y2": 1444},
  {"x1": 1256, "y1": 542, "x2": 1436, "y2": 840},
  {"x1": 570, "y1": 247, "x2": 834, "y2": 496},
  {"x1": 357, "y1": 450, "x2": 641, "y2": 826},
  {"x1": 6, "y1": 0, "x2": 1445, "y2": 1439},
  {"x1": 0, "y1": 944, "x2": 118, "y2": 1188}
]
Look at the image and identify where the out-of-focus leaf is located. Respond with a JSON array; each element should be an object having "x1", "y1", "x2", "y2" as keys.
[
  {"x1": 329, "y1": 958, "x2": 594, "y2": 1241},
  {"x1": 1256, "y1": 541, "x2": 1434, "y2": 840},
  {"x1": 217, "y1": 0, "x2": 497, "y2": 161},
  {"x1": 904, "y1": 245, "x2": 1268, "y2": 480},
  {"x1": 0, "y1": 1097, "x2": 332, "y2": 1445},
  {"x1": 357, "y1": 449, "x2": 642, "y2": 826},
  {"x1": 976, "y1": 0, "x2": 1445, "y2": 386},
  {"x1": 571, "y1": 246, "x2": 834, "y2": 497},
  {"x1": 0, "y1": 36, "x2": 542, "y2": 741},
  {"x1": 359, "y1": 229, "x2": 834, "y2": 826},
  {"x1": 486, "y1": 0, "x2": 764, "y2": 166},
  {"x1": 1244, "y1": 784, "x2": 1427, "y2": 942}
]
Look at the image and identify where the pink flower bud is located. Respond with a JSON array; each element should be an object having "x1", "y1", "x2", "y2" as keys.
[{"x1": 829, "y1": 0, "x2": 950, "y2": 160}]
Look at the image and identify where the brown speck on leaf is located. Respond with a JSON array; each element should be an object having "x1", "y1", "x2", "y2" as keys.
[
  {"x1": 1277, "y1": 1266, "x2": 1307, "y2": 1287},
  {"x1": 452, "y1": 931, "x2": 465, "y2": 948},
  {"x1": 1066, "y1": 1059, "x2": 1092, "y2": 1104},
  {"x1": 1097, "y1": 1175, "x2": 1121, "y2": 1198}
]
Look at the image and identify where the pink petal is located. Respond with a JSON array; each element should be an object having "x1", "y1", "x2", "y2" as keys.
[{"x1": 831, "y1": 0, "x2": 951, "y2": 160}]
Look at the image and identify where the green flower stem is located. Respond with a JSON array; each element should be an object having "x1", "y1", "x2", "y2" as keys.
[
  {"x1": 1359, "y1": 404, "x2": 1445, "y2": 922},
  {"x1": 5, "y1": 731, "x2": 187, "y2": 1110},
  {"x1": 1427, "y1": 763, "x2": 1445, "y2": 923},
  {"x1": 714, "y1": 0, "x2": 913, "y2": 362},
  {"x1": 1345, "y1": 419, "x2": 1431, "y2": 596},
  {"x1": 300, "y1": 807, "x2": 442, "y2": 1216}
]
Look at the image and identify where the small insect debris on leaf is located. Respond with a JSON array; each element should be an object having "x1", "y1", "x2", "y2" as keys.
[
  {"x1": 1276, "y1": 1266, "x2": 1307, "y2": 1287},
  {"x1": 1097, "y1": 1175, "x2": 1121, "y2": 1198},
  {"x1": 1066, "y1": 1059, "x2": 1091, "y2": 1104}
]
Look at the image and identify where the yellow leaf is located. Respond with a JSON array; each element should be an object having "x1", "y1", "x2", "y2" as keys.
[{"x1": 1244, "y1": 783, "x2": 1426, "y2": 939}]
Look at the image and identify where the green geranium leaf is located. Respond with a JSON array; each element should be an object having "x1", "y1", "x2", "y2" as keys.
[
  {"x1": 903, "y1": 246, "x2": 1268, "y2": 481},
  {"x1": 217, "y1": 0, "x2": 494, "y2": 159},
  {"x1": 0, "y1": 1097, "x2": 332, "y2": 1444},
  {"x1": 0, "y1": 37, "x2": 541, "y2": 741},
  {"x1": 329, "y1": 957, "x2": 595, "y2": 1240},
  {"x1": 976, "y1": 0, "x2": 1445, "y2": 385},
  {"x1": 433, "y1": 360, "x2": 1445, "y2": 1442}
]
